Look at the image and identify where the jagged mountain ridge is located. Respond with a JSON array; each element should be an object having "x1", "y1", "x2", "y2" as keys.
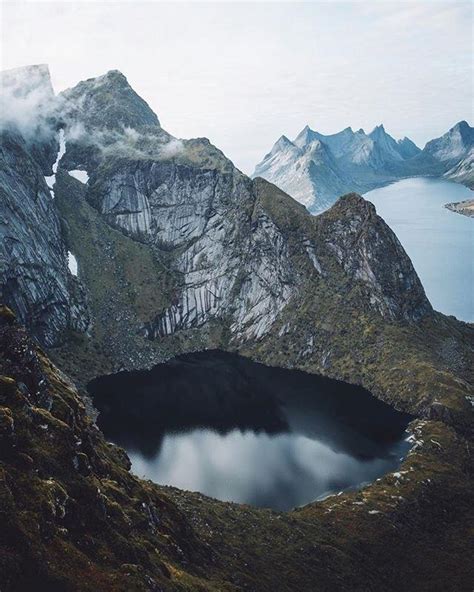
[
  {"x1": 1, "y1": 64, "x2": 430, "y2": 354},
  {"x1": 254, "y1": 121, "x2": 473, "y2": 212}
]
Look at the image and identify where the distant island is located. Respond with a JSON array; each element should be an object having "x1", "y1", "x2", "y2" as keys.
[{"x1": 445, "y1": 198, "x2": 474, "y2": 218}]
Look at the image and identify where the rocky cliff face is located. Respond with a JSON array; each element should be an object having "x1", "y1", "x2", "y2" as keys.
[
  {"x1": 0, "y1": 126, "x2": 88, "y2": 346},
  {"x1": 40, "y1": 69, "x2": 428, "y2": 352},
  {"x1": 443, "y1": 145, "x2": 474, "y2": 188},
  {"x1": 314, "y1": 194, "x2": 430, "y2": 322}
]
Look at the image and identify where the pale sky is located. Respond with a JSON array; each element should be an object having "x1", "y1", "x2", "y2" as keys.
[{"x1": 1, "y1": 1, "x2": 472, "y2": 174}]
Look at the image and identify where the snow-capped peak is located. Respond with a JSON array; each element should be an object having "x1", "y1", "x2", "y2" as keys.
[{"x1": 270, "y1": 135, "x2": 295, "y2": 155}]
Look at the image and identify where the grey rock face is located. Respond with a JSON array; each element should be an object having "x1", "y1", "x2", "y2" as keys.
[
  {"x1": 316, "y1": 194, "x2": 431, "y2": 322},
  {"x1": 444, "y1": 147, "x2": 474, "y2": 188},
  {"x1": 422, "y1": 121, "x2": 474, "y2": 166},
  {"x1": 0, "y1": 128, "x2": 89, "y2": 346},
  {"x1": 0, "y1": 65, "x2": 434, "y2": 353},
  {"x1": 60, "y1": 70, "x2": 160, "y2": 133},
  {"x1": 0, "y1": 64, "x2": 60, "y2": 175},
  {"x1": 87, "y1": 157, "x2": 298, "y2": 340}
]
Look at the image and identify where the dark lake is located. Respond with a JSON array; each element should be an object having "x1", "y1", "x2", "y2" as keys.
[{"x1": 88, "y1": 350, "x2": 412, "y2": 511}]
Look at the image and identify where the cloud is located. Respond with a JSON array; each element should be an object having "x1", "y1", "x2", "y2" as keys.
[{"x1": 0, "y1": 64, "x2": 58, "y2": 140}]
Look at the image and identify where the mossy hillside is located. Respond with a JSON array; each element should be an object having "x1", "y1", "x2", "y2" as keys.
[
  {"x1": 243, "y1": 283, "x2": 473, "y2": 433},
  {"x1": 1, "y1": 310, "x2": 473, "y2": 592},
  {"x1": 0, "y1": 314, "x2": 231, "y2": 592},
  {"x1": 52, "y1": 170, "x2": 181, "y2": 384},
  {"x1": 166, "y1": 418, "x2": 474, "y2": 592}
]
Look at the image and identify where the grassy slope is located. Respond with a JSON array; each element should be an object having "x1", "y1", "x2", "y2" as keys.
[{"x1": 0, "y1": 310, "x2": 473, "y2": 592}]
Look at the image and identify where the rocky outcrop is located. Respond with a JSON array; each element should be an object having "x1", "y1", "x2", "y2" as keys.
[
  {"x1": 316, "y1": 194, "x2": 431, "y2": 321},
  {"x1": 422, "y1": 120, "x2": 474, "y2": 167},
  {"x1": 444, "y1": 146, "x2": 474, "y2": 188},
  {"x1": 87, "y1": 159, "x2": 298, "y2": 340},
  {"x1": 0, "y1": 128, "x2": 89, "y2": 346},
  {"x1": 0, "y1": 65, "x2": 59, "y2": 175}
]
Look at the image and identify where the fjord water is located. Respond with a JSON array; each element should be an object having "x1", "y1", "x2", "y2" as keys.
[
  {"x1": 365, "y1": 177, "x2": 473, "y2": 322},
  {"x1": 89, "y1": 351, "x2": 412, "y2": 511}
]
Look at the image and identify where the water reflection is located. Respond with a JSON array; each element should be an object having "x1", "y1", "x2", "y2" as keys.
[{"x1": 89, "y1": 351, "x2": 412, "y2": 510}]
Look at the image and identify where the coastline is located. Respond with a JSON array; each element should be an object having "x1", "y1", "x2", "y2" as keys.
[{"x1": 445, "y1": 198, "x2": 474, "y2": 218}]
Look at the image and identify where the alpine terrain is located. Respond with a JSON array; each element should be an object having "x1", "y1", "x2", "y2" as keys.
[{"x1": 0, "y1": 65, "x2": 473, "y2": 592}]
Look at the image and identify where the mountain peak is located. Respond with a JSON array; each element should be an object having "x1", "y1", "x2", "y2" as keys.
[
  {"x1": 0, "y1": 63, "x2": 51, "y2": 80},
  {"x1": 396, "y1": 136, "x2": 421, "y2": 158},
  {"x1": 269, "y1": 135, "x2": 295, "y2": 155},
  {"x1": 423, "y1": 120, "x2": 473, "y2": 162},
  {"x1": 61, "y1": 69, "x2": 159, "y2": 131},
  {"x1": 453, "y1": 120, "x2": 470, "y2": 130},
  {"x1": 0, "y1": 63, "x2": 57, "y2": 152},
  {"x1": 96, "y1": 69, "x2": 129, "y2": 86},
  {"x1": 369, "y1": 124, "x2": 389, "y2": 139},
  {"x1": 294, "y1": 125, "x2": 319, "y2": 148},
  {"x1": 451, "y1": 120, "x2": 473, "y2": 143}
]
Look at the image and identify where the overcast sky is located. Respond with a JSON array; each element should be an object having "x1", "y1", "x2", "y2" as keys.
[{"x1": 1, "y1": 1, "x2": 472, "y2": 174}]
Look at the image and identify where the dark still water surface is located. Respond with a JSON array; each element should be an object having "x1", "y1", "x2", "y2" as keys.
[{"x1": 88, "y1": 351, "x2": 412, "y2": 511}]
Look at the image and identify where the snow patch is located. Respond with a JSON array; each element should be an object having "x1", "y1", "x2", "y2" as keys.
[
  {"x1": 68, "y1": 251, "x2": 78, "y2": 276},
  {"x1": 44, "y1": 129, "x2": 66, "y2": 198},
  {"x1": 69, "y1": 169, "x2": 89, "y2": 184}
]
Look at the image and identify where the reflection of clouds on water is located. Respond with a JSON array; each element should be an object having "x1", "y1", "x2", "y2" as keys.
[
  {"x1": 129, "y1": 429, "x2": 402, "y2": 510},
  {"x1": 91, "y1": 350, "x2": 412, "y2": 510}
]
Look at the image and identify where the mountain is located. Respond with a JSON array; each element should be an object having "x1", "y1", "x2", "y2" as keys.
[
  {"x1": 253, "y1": 122, "x2": 472, "y2": 213},
  {"x1": 423, "y1": 120, "x2": 474, "y2": 165},
  {"x1": 253, "y1": 123, "x2": 421, "y2": 212},
  {"x1": 396, "y1": 136, "x2": 422, "y2": 159},
  {"x1": 0, "y1": 65, "x2": 473, "y2": 591},
  {"x1": 253, "y1": 133, "x2": 347, "y2": 210},
  {"x1": 0, "y1": 66, "x2": 89, "y2": 346},
  {"x1": 444, "y1": 146, "x2": 474, "y2": 188}
]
